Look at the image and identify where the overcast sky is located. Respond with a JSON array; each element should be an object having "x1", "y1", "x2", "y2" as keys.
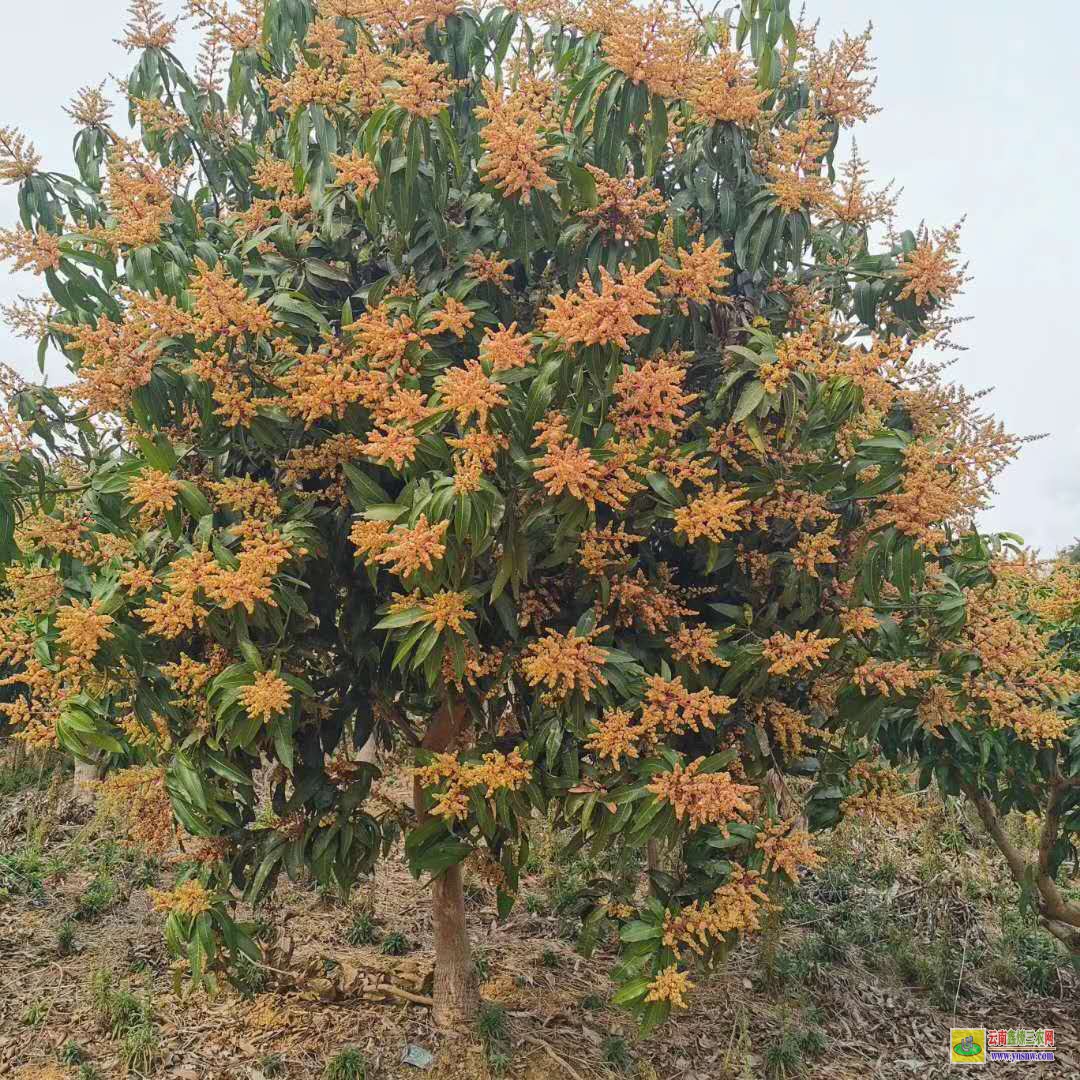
[{"x1": 2, "y1": 1, "x2": 1077, "y2": 552}]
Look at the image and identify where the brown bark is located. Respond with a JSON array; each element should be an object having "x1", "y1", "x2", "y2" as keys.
[
  {"x1": 962, "y1": 780, "x2": 1080, "y2": 955},
  {"x1": 413, "y1": 698, "x2": 479, "y2": 1029}
]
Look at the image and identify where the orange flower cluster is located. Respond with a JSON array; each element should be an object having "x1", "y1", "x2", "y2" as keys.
[
  {"x1": 207, "y1": 477, "x2": 280, "y2": 520},
  {"x1": 761, "y1": 629, "x2": 837, "y2": 676},
  {"x1": 640, "y1": 673, "x2": 734, "y2": 738},
  {"x1": 579, "y1": 523, "x2": 643, "y2": 576},
  {"x1": 897, "y1": 224, "x2": 967, "y2": 308},
  {"x1": 669, "y1": 624, "x2": 723, "y2": 671},
  {"x1": 585, "y1": 707, "x2": 642, "y2": 767},
  {"x1": 331, "y1": 151, "x2": 380, "y2": 195},
  {"x1": 852, "y1": 659, "x2": 931, "y2": 697},
  {"x1": 532, "y1": 413, "x2": 642, "y2": 512},
  {"x1": 0, "y1": 226, "x2": 63, "y2": 276},
  {"x1": 99, "y1": 764, "x2": 175, "y2": 851},
  {"x1": 954, "y1": 576, "x2": 1079, "y2": 745},
  {"x1": 476, "y1": 78, "x2": 557, "y2": 204},
  {"x1": 418, "y1": 590, "x2": 475, "y2": 634},
  {"x1": 612, "y1": 351, "x2": 697, "y2": 440},
  {"x1": 754, "y1": 699, "x2": 821, "y2": 757},
  {"x1": 56, "y1": 600, "x2": 114, "y2": 669},
  {"x1": 756, "y1": 819, "x2": 823, "y2": 881},
  {"x1": 674, "y1": 485, "x2": 748, "y2": 544},
  {"x1": 149, "y1": 879, "x2": 214, "y2": 918},
  {"x1": 352, "y1": 514, "x2": 450, "y2": 579},
  {"x1": 390, "y1": 51, "x2": 461, "y2": 118},
  {"x1": 687, "y1": 49, "x2": 767, "y2": 127},
  {"x1": 437, "y1": 360, "x2": 507, "y2": 429},
  {"x1": 659, "y1": 237, "x2": 733, "y2": 314},
  {"x1": 644, "y1": 965, "x2": 693, "y2": 1010},
  {"x1": 86, "y1": 140, "x2": 184, "y2": 251},
  {"x1": 466, "y1": 251, "x2": 513, "y2": 287},
  {"x1": 647, "y1": 758, "x2": 756, "y2": 832},
  {"x1": 764, "y1": 113, "x2": 833, "y2": 214},
  {"x1": 522, "y1": 626, "x2": 608, "y2": 702},
  {"x1": 240, "y1": 670, "x2": 292, "y2": 722},
  {"x1": 128, "y1": 469, "x2": 181, "y2": 521},
  {"x1": 841, "y1": 762, "x2": 921, "y2": 828},
  {"x1": 661, "y1": 871, "x2": 772, "y2": 956},
  {"x1": 588, "y1": 0, "x2": 695, "y2": 100},
  {"x1": 0, "y1": 125, "x2": 41, "y2": 184},
  {"x1": 414, "y1": 747, "x2": 532, "y2": 821},
  {"x1": 806, "y1": 26, "x2": 880, "y2": 128},
  {"x1": 118, "y1": 0, "x2": 178, "y2": 52},
  {"x1": 479, "y1": 323, "x2": 533, "y2": 371},
  {"x1": 543, "y1": 262, "x2": 661, "y2": 352},
  {"x1": 581, "y1": 165, "x2": 665, "y2": 243}
]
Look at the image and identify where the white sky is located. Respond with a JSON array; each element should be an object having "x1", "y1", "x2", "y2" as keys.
[{"x1": 2, "y1": 1, "x2": 1077, "y2": 553}]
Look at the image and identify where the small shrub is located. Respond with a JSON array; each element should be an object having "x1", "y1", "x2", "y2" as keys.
[
  {"x1": 58, "y1": 1040, "x2": 86, "y2": 1064},
  {"x1": 379, "y1": 931, "x2": 410, "y2": 956},
  {"x1": 602, "y1": 1035, "x2": 633, "y2": 1072},
  {"x1": 233, "y1": 954, "x2": 268, "y2": 1000},
  {"x1": 323, "y1": 1047, "x2": 367, "y2": 1080},
  {"x1": 57, "y1": 920, "x2": 77, "y2": 956},
  {"x1": 77, "y1": 874, "x2": 119, "y2": 920},
  {"x1": 478, "y1": 1002, "x2": 508, "y2": 1043},
  {"x1": 21, "y1": 1000, "x2": 48, "y2": 1027},
  {"x1": 259, "y1": 1052, "x2": 286, "y2": 1077},
  {"x1": 764, "y1": 1030, "x2": 803, "y2": 1079},
  {"x1": 473, "y1": 946, "x2": 491, "y2": 980},
  {"x1": 478, "y1": 1004, "x2": 511, "y2": 1076},
  {"x1": 121, "y1": 1020, "x2": 162, "y2": 1074},
  {"x1": 344, "y1": 912, "x2": 380, "y2": 946}
]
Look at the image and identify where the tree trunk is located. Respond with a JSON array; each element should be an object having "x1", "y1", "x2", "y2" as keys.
[
  {"x1": 356, "y1": 732, "x2": 378, "y2": 766},
  {"x1": 73, "y1": 754, "x2": 105, "y2": 791},
  {"x1": 414, "y1": 698, "x2": 479, "y2": 1028}
]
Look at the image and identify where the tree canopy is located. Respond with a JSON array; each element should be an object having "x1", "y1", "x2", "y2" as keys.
[{"x1": 1, "y1": 0, "x2": 1076, "y2": 1028}]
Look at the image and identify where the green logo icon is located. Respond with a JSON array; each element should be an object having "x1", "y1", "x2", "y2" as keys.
[{"x1": 954, "y1": 1035, "x2": 983, "y2": 1057}]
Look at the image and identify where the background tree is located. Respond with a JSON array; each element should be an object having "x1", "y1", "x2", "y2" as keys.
[{"x1": 0, "y1": 0, "x2": 1032, "y2": 1028}]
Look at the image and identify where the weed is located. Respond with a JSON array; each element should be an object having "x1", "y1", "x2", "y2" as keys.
[
  {"x1": 764, "y1": 1030, "x2": 803, "y2": 1079},
  {"x1": 77, "y1": 873, "x2": 119, "y2": 919},
  {"x1": 344, "y1": 911, "x2": 380, "y2": 946},
  {"x1": 77, "y1": 1066, "x2": 102, "y2": 1080},
  {"x1": 260, "y1": 1052, "x2": 286, "y2": 1077},
  {"x1": 0, "y1": 845, "x2": 45, "y2": 898},
  {"x1": 323, "y1": 1047, "x2": 368, "y2": 1080},
  {"x1": 478, "y1": 1004, "x2": 511, "y2": 1075},
  {"x1": 523, "y1": 892, "x2": 548, "y2": 915},
  {"x1": 57, "y1": 919, "x2": 77, "y2": 956},
  {"x1": 90, "y1": 968, "x2": 145, "y2": 1037},
  {"x1": 799, "y1": 1025, "x2": 828, "y2": 1057},
  {"x1": 540, "y1": 947, "x2": 561, "y2": 969},
  {"x1": 582, "y1": 993, "x2": 603, "y2": 1010},
  {"x1": 473, "y1": 946, "x2": 492, "y2": 980},
  {"x1": 380, "y1": 931, "x2": 410, "y2": 956},
  {"x1": 0, "y1": 757, "x2": 53, "y2": 795},
  {"x1": 21, "y1": 1000, "x2": 48, "y2": 1027},
  {"x1": 233, "y1": 954, "x2": 268, "y2": 999},
  {"x1": 121, "y1": 1019, "x2": 162, "y2": 1074},
  {"x1": 487, "y1": 1047, "x2": 511, "y2": 1076},
  {"x1": 602, "y1": 1035, "x2": 633, "y2": 1072},
  {"x1": 478, "y1": 1002, "x2": 508, "y2": 1043},
  {"x1": 58, "y1": 1040, "x2": 87, "y2": 1065}
]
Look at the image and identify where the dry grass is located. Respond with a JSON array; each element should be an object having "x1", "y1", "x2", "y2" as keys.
[{"x1": 0, "y1": 749, "x2": 1076, "y2": 1079}]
